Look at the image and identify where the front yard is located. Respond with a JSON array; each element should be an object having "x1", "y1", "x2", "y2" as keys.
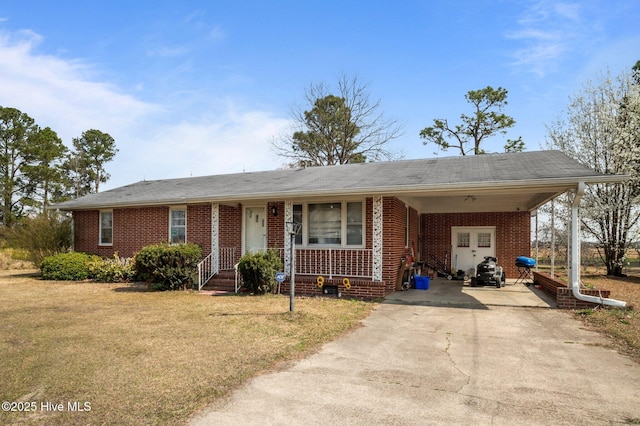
[
  {"x1": 2, "y1": 263, "x2": 639, "y2": 425},
  {"x1": 0, "y1": 270, "x2": 374, "y2": 425}
]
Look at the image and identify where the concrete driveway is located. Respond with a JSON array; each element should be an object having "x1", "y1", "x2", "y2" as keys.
[
  {"x1": 190, "y1": 280, "x2": 640, "y2": 425},
  {"x1": 385, "y1": 277, "x2": 557, "y2": 309}
]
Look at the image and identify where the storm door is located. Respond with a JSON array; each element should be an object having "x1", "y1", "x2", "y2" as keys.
[{"x1": 244, "y1": 206, "x2": 266, "y2": 254}]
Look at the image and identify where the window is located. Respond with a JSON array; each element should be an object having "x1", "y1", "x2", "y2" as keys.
[
  {"x1": 293, "y1": 204, "x2": 303, "y2": 245},
  {"x1": 308, "y1": 203, "x2": 341, "y2": 245},
  {"x1": 347, "y1": 202, "x2": 363, "y2": 245},
  {"x1": 478, "y1": 232, "x2": 492, "y2": 248},
  {"x1": 170, "y1": 208, "x2": 186, "y2": 244},
  {"x1": 99, "y1": 211, "x2": 113, "y2": 245},
  {"x1": 295, "y1": 201, "x2": 364, "y2": 247},
  {"x1": 457, "y1": 232, "x2": 470, "y2": 248}
]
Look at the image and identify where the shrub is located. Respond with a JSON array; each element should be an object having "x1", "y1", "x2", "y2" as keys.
[
  {"x1": 0, "y1": 248, "x2": 33, "y2": 270},
  {"x1": 133, "y1": 243, "x2": 202, "y2": 290},
  {"x1": 237, "y1": 249, "x2": 283, "y2": 294},
  {"x1": 41, "y1": 252, "x2": 101, "y2": 281},
  {"x1": 6, "y1": 213, "x2": 72, "y2": 267},
  {"x1": 88, "y1": 254, "x2": 135, "y2": 283}
]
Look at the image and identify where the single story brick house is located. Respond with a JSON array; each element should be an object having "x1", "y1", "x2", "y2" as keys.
[{"x1": 51, "y1": 150, "x2": 622, "y2": 299}]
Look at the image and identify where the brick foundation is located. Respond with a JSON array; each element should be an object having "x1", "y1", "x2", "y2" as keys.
[{"x1": 280, "y1": 276, "x2": 387, "y2": 300}]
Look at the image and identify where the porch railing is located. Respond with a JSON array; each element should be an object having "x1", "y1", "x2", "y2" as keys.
[
  {"x1": 282, "y1": 248, "x2": 373, "y2": 279},
  {"x1": 197, "y1": 247, "x2": 237, "y2": 290},
  {"x1": 219, "y1": 247, "x2": 237, "y2": 271},
  {"x1": 197, "y1": 252, "x2": 216, "y2": 291},
  {"x1": 198, "y1": 247, "x2": 372, "y2": 290}
]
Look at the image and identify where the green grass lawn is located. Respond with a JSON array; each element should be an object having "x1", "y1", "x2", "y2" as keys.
[{"x1": 0, "y1": 270, "x2": 375, "y2": 425}]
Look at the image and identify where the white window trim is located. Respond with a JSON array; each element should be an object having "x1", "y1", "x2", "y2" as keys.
[
  {"x1": 295, "y1": 200, "x2": 366, "y2": 248},
  {"x1": 99, "y1": 210, "x2": 113, "y2": 246},
  {"x1": 169, "y1": 206, "x2": 187, "y2": 244}
]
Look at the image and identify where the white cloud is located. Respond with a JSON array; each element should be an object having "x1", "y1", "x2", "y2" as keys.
[
  {"x1": 0, "y1": 28, "x2": 292, "y2": 190},
  {"x1": 115, "y1": 107, "x2": 291, "y2": 187},
  {"x1": 554, "y1": 3, "x2": 580, "y2": 21},
  {"x1": 508, "y1": 28, "x2": 562, "y2": 42},
  {"x1": 0, "y1": 29, "x2": 157, "y2": 142},
  {"x1": 146, "y1": 46, "x2": 189, "y2": 57},
  {"x1": 208, "y1": 25, "x2": 225, "y2": 41},
  {"x1": 504, "y1": 1, "x2": 583, "y2": 76}
]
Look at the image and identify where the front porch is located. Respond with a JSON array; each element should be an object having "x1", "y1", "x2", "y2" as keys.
[{"x1": 198, "y1": 247, "x2": 391, "y2": 298}]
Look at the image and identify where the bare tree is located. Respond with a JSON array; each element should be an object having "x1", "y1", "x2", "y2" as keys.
[{"x1": 273, "y1": 74, "x2": 402, "y2": 167}]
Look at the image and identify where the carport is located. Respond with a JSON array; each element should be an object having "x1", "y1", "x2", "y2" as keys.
[
  {"x1": 396, "y1": 153, "x2": 628, "y2": 307},
  {"x1": 385, "y1": 278, "x2": 556, "y2": 309}
]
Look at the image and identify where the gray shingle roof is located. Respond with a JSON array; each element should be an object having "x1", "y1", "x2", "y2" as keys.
[{"x1": 51, "y1": 150, "x2": 623, "y2": 210}]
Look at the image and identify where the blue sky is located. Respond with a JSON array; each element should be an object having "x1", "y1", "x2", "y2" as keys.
[{"x1": 1, "y1": 1, "x2": 638, "y2": 190}]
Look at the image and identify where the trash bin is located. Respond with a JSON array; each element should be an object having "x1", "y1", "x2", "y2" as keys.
[{"x1": 414, "y1": 275, "x2": 430, "y2": 290}]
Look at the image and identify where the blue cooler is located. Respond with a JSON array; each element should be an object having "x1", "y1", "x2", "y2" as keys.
[
  {"x1": 516, "y1": 256, "x2": 536, "y2": 268},
  {"x1": 414, "y1": 275, "x2": 430, "y2": 290}
]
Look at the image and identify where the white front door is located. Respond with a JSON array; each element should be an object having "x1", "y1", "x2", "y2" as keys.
[
  {"x1": 244, "y1": 206, "x2": 266, "y2": 254},
  {"x1": 451, "y1": 227, "x2": 496, "y2": 273}
]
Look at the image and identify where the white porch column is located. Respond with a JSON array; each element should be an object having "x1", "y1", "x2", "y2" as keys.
[
  {"x1": 372, "y1": 196, "x2": 383, "y2": 282},
  {"x1": 211, "y1": 203, "x2": 219, "y2": 271},
  {"x1": 284, "y1": 201, "x2": 293, "y2": 276}
]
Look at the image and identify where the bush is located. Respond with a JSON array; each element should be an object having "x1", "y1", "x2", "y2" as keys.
[
  {"x1": 0, "y1": 248, "x2": 33, "y2": 270},
  {"x1": 237, "y1": 249, "x2": 283, "y2": 294},
  {"x1": 41, "y1": 252, "x2": 101, "y2": 281},
  {"x1": 6, "y1": 213, "x2": 72, "y2": 267},
  {"x1": 133, "y1": 243, "x2": 202, "y2": 290},
  {"x1": 88, "y1": 254, "x2": 135, "y2": 283}
]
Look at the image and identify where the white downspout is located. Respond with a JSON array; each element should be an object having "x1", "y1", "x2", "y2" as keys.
[{"x1": 571, "y1": 182, "x2": 626, "y2": 308}]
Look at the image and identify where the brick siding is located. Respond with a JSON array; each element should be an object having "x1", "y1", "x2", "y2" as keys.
[
  {"x1": 73, "y1": 199, "x2": 531, "y2": 300},
  {"x1": 187, "y1": 204, "x2": 212, "y2": 256},
  {"x1": 73, "y1": 210, "x2": 106, "y2": 256},
  {"x1": 219, "y1": 204, "x2": 242, "y2": 264},
  {"x1": 421, "y1": 211, "x2": 530, "y2": 279},
  {"x1": 267, "y1": 201, "x2": 285, "y2": 249},
  {"x1": 73, "y1": 207, "x2": 168, "y2": 257},
  {"x1": 73, "y1": 204, "x2": 211, "y2": 258},
  {"x1": 381, "y1": 197, "x2": 419, "y2": 296}
]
